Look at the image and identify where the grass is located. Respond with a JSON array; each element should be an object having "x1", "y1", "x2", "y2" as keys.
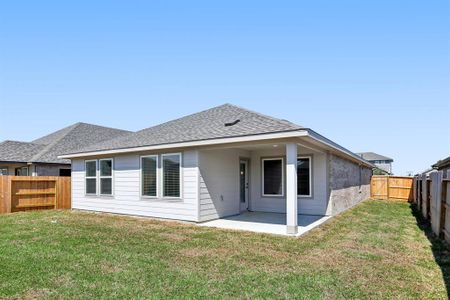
[{"x1": 0, "y1": 200, "x2": 448, "y2": 299}]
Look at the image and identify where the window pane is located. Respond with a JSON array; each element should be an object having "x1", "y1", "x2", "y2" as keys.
[
  {"x1": 100, "y1": 178, "x2": 112, "y2": 195},
  {"x1": 297, "y1": 158, "x2": 310, "y2": 196},
  {"x1": 263, "y1": 159, "x2": 283, "y2": 195},
  {"x1": 100, "y1": 160, "x2": 112, "y2": 176},
  {"x1": 86, "y1": 161, "x2": 96, "y2": 177},
  {"x1": 142, "y1": 156, "x2": 157, "y2": 197},
  {"x1": 86, "y1": 178, "x2": 97, "y2": 194},
  {"x1": 163, "y1": 155, "x2": 180, "y2": 197}
]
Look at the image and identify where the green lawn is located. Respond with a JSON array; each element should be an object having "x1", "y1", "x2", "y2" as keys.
[{"x1": 0, "y1": 200, "x2": 448, "y2": 299}]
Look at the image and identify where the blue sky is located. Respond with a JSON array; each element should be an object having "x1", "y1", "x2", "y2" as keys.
[{"x1": 0, "y1": 1, "x2": 449, "y2": 175}]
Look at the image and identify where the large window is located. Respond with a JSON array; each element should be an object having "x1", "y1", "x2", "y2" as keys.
[
  {"x1": 99, "y1": 159, "x2": 113, "y2": 195},
  {"x1": 85, "y1": 160, "x2": 97, "y2": 194},
  {"x1": 141, "y1": 155, "x2": 158, "y2": 197},
  {"x1": 262, "y1": 158, "x2": 284, "y2": 196},
  {"x1": 297, "y1": 157, "x2": 311, "y2": 197},
  {"x1": 162, "y1": 154, "x2": 181, "y2": 198}
]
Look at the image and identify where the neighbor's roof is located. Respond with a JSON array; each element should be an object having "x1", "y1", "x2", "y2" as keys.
[
  {"x1": 357, "y1": 152, "x2": 393, "y2": 162},
  {"x1": 432, "y1": 156, "x2": 450, "y2": 169},
  {"x1": 65, "y1": 103, "x2": 303, "y2": 154},
  {"x1": 0, "y1": 123, "x2": 131, "y2": 164}
]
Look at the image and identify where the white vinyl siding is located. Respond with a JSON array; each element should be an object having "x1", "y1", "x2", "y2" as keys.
[{"x1": 72, "y1": 150, "x2": 199, "y2": 222}]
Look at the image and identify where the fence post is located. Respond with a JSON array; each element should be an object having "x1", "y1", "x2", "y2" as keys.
[
  {"x1": 430, "y1": 171, "x2": 443, "y2": 236},
  {"x1": 422, "y1": 173, "x2": 429, "y2": 219},
  {"x1": 445, "y1": 170, "x2": 450, "y2": 243}
]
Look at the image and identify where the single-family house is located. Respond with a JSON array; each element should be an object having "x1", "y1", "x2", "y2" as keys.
[
  {"x1": 60, "y1": 104, "x2": 373, "y2": 235},
  {"x1": 357, "y1": 152, "x2": 393, "y2": 174},
  {"x1": 432, "y1": 156, "x2": 450, "y2": 174},
  {"x1": 0, "y1": 123, "x2": 130, "y2": 176}
]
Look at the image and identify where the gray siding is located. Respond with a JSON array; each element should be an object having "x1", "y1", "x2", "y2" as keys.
[
  {"x1": 198, "y1": 148, "x2": 250, "y2": 222},
  {"x1": 328, "y1": 154, "x2": 371, "y2": 215}
]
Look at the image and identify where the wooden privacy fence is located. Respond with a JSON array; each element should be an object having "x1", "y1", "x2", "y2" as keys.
[
  {"x1": 0, "y1": 176, "x2": 71, "y2": 214},
  {"x1": 371, "y1": 176, "x2": 414, "y2": 201},
  {"x1": 414, "y1": 170, "x2": 450, "y2": 244}
]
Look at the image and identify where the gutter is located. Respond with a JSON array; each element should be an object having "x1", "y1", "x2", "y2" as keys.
[{"x1": 58, "y1": 128, "x2": 373, "y2": 168}]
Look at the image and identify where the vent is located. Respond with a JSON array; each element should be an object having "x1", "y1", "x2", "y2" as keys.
[{"x1": 224, "y1": 119, "x2": 240, "y2": 127}]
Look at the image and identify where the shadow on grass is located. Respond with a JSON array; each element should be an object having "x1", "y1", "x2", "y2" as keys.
[{"x1": 410, "y1": 203, "x2": 450, "y2": 298}]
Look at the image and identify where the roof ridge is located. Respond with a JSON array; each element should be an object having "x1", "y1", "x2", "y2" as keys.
[
  {"x1": 222, "y1": 103, "x2": 302, "y2": 128},
  {"x1": 30, "y1": 123, "x2": 82, "y2": 162}
]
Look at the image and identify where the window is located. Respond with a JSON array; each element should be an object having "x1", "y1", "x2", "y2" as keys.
[
  {"x1": 162, "y1": 154, "x2": 181, "y2": 198},
  {"x1": 297, "y1": 157, "x2": 311, "y2": 197},
  {"x1": 262, "y1": 158, "x2": 284, "y2": 196},
  {"x1": 59, "y1": 169, "x2": 71, "y2": 177},
  {"x1": 85, "y1": 160, "x2": 97, "y2": 194},
  {"x1": 99, "y1": 159, "x2": 113, "y2": 195},
  {"x1": 15, "y1": 167, "x2": 28, "y2": 176},
  {"x1": 0, "y1": 167, "x2": 8, "y2": 175},
  {"x1": 141, "y1": 155, "x2": 158, "y2": 197}
]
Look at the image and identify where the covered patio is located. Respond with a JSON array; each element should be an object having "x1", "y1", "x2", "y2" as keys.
[{"x1": 199, "y1": 211, "x2": 331, "y2": 237}]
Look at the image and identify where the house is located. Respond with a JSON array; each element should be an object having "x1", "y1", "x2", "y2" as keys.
[
  {"x1": 0, "y1": 123, "x2": 130, "y2": 176},
  {"x1": 357, "y1": 152, "x2": 393, "y2": 174},
  {"x1": 432, "y1": 156, "x2": 450, "y2": 174},
  {"x1": 59, "y1": 104, "x2": 373, "y2": 235}
]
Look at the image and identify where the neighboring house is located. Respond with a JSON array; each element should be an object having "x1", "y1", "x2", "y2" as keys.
[
  {"x1": 357, "y1": 152, "x2": 394, "y2": 174},
  {"x1": 432, "y1": 156, "x2": 450, "y2": 174},
  {"x1": 60, "y1": 104, "x2": 373, "y2": 235},
  {"x1": 0, "y1": 123, "x2": 131, "y2": 176}
]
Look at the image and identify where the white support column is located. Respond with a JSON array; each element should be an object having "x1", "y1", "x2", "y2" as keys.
[{"x1": 286, "y1": 143, "x2": 298, "y2": 235}]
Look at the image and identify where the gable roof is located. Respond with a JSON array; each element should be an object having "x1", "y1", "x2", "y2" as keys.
[
  {"x1": 68, "y1": 104, "x2": 303, "y2": 154},
  {"x1": 357, "y1": 152, "x2": 393, "y2": 162},
  {"x1": 0, "y1": 123, "x2": 131, "y2": 164}
]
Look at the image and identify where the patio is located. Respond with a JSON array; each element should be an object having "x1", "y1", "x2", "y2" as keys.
[{"x1": 199, "y1": 211, "x2": 331, "y2": 237}]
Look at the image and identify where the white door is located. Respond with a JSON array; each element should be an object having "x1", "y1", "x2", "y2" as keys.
[{"x1": 239, "y1": 160, "x2": 249, "y2": 212}]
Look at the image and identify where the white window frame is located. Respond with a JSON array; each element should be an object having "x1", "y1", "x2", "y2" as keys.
[
  {"x1": 262, "y1": 157, "x2": 285, "y2": 197},
  {"x1": 0, "y1": 167, "x2": 8, "y2": 175},
  {"x1": 140, "y1": 155, "x2": 159, "y2": 198},
  {"x1": 161, "y1": 153, "x2": 182, "y2": 199},
  {"x1": 99, "y1": 158, "x2": 114, "y2": 196},
  {"x1": 85, "y1": 160, "x2": 98, "y2": 195},
  {"x1": 297, "y1": 156, "x2": 312, "y2": 198}
]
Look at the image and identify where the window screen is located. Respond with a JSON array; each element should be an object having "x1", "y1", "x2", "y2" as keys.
[
  {"x1": 297, "y1": 157, "x2": 311, "y2": 196},
  {"x1": 263, "y1": 159, "x2": 283, "y2": 196},
  {"x1": 142, "y1": 156, "x2": 157, "y2": 197},
  {"x1": 85, "y1": 161, "x2": 97, "y2": 194},
  {"x1": 99, "y1": 159, "x2": 112, "y2": 195},
  {"x1": 163, "y1": 154, "x2": 181, "y2": 198}
]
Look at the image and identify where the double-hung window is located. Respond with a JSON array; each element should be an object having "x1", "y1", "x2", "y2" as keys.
[
  {"x1": 99, "y1": 159, "x2": 113, "y2": 195},
  {"x1": 297, "y1": 157, "x2": 311, "y2": 197},
  {"x1": 141, "y1": 155, "x2": 158, "y2": 197},
  {"x1": 85, "y1": 160, "x2": 97, "y2": 195},
  {"x1": 162, "y1": 153, "x2": 181, "y2": 198},
  {"x1": 262, "y1": 158, "x2": 284, "y2": 196}
]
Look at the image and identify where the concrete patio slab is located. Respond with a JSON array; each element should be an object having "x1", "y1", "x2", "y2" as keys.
[{"x1": 199, "y1": 211, "x2": 331, "y2": 237}]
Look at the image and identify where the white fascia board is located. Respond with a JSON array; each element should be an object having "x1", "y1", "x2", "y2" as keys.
[{"x1": 58, "y1": 130, "x2": 309, "y2": 159}]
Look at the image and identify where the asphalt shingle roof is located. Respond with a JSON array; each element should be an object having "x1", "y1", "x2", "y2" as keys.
[
  {"x1": 69, "y1": 104, "x2": 303, "y2": 154},
  {"x1": 0, "y1": 123, "x2": 131, "y2": 164},
  {"x1": 357, "y1": 152, "x2": 393, "y2": 162}
]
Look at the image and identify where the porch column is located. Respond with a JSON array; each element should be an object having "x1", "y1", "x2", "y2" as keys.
[{"x1": 286, "y1": 143, "x2": 298, "y2": 235}]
